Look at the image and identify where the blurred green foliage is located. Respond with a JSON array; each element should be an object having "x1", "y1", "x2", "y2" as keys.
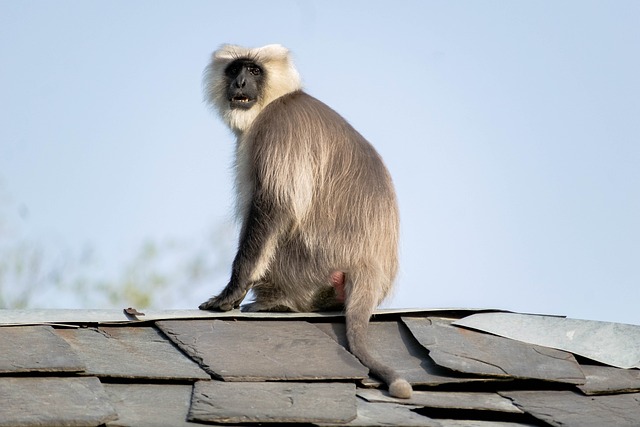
[{"x1": 0, "y1": 184, "x2": 234, "y2": 309}]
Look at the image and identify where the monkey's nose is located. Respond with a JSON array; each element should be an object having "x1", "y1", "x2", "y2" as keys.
[{"x1": 234, "y1": 77, "x2": 246, "y2": 88}]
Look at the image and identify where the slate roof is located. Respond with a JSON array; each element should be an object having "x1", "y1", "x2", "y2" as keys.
[{"x1": 1, "y1": 308, "x2": 639, "y2": 426}]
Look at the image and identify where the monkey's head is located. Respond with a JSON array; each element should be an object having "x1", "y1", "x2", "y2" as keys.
[
  {"x1": 204, "y1": 44, "x2": 302, "y2": 134},
  {"x1": 225, "y1": 59, "x2": 264, "y2": 111}
]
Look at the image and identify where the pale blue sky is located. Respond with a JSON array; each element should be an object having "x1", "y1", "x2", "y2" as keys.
[{"x1": 1, "y1": 1, "x2": 638, "y2": 323}]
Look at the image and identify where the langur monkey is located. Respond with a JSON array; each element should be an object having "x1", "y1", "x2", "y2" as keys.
[{"x1": 199, "y1": 44, "x2": 411, "y2": 399}]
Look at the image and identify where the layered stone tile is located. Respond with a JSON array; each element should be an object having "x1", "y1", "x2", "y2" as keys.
[
  {"x1": 0, "y1": 377, "x2": 117, "y2": 426},
  {"x1": 157, "y1": 319, "x2": 368, "y2": 381},
  {"x1": 189, "y1": 380, "x2": 356, "y2": 424},
  {"x1": 0, "y1": 325, "x2": 84, "y2": 373},
  {"x1": 55, "y1": 326, "x2": 209, "y2": 380},
  {"x1": 404, "y1": 317, "x2": 585, "y2": 384}
]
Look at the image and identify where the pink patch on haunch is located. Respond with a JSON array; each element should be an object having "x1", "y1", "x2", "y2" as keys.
[{"x1": 330, "y1": 271, "x2": 346, "y2": 303}]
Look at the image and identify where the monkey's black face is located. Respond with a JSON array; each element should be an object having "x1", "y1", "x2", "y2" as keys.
[{"x1": 225, "y1": 59, "x2": 264, "y2": 110}]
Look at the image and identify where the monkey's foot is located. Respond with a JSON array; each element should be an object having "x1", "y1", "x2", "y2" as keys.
[
  {"x1": 199, "y1": 296, "x2": 234, "y2": 311},
  {"x1": 241, "y1": 302, "x2": 293, "y2": 312},
  {"x1": 199, "y1": 290, "x2": 247, "y2": 311}
]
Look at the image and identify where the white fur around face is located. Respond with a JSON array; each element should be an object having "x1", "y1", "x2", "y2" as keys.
[{"x1": 203, "y1": 44, "x2": 302, "y2": 134}]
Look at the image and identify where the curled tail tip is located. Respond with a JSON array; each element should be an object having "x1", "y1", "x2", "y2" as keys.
[{"x1": 389, "y1": 379, "x2": 412, "y2": 399}]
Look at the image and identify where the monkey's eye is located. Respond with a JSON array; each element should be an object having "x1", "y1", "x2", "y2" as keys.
[
  {"x1": 226, "y1": 65, "x2": 240, "y2": 76},
  {"x1": 248, "y1": 66, "x2": 262, "y2": 76}
]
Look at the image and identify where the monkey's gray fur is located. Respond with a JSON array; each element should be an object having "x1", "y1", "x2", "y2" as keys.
[{"x1": 199, "y1": 44, "x2": 412, "y2": 399}]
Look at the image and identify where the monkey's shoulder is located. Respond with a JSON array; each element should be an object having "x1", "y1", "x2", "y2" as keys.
[
  {"x1": 273, "y1": 90, "x2": 324, "y2": 107},
  {"x1": 263, "y1": 91, "x2": 347, "y2": 125}
]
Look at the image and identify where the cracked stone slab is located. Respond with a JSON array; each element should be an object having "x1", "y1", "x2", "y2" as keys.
[
  {"x1": 55, "y1": 326, "x2": 209, "y2": 380},
  {"x1": 0, "y1": 325, "x2": 85, "y2": 373},
  {"x1": 157, "y1": 319, "x2": 367, "y2": 381},
  {"x1": 357, "y1": 388, "x2": 522, "y2": 414},
  {"x1": 437, "y1": 420, "x2": 539, "y2": 427},
  {"x1": 499, "y1": 390, "x2": 640, "y2": 427},
  {"x1": 105, "y1": 384, "x2": 194, "y2": 427},
  {"x1": 189, "y1": 380, "x2": 356, "y2": 424},
  {"x1": 316, "y1": 321, "x2": 507, "y2": 387},
  {"x1": 577, "y1": 364, "x2": 640, "y2": 395},
  {"x1": 316, "y1": 398, "x2": 438, "y2": 426},
  {"x1": 0, "y1": 377, "x2": 117, "y2": 426},
  {"x1": 403, "y1": 317, "x2": 585, "y2": 384},
  {"x1": 453, "y1": 312, "x2": 640, "y2": 369}
]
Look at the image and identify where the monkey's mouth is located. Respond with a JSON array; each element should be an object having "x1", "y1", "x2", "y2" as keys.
[{"x1": 230, "y1": 95, "x2": 256, "y2": 109}]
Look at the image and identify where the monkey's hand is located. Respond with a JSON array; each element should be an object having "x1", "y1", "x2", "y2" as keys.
[{"x1": 198, "y1": 286, "x2": 248, "y2": 311}]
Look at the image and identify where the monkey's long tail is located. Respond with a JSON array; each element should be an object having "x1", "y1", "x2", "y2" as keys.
[{"x1": 345, "y1": 281, "x2": 412, "y2": 399}]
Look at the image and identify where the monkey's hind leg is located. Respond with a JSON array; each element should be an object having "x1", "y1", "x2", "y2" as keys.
[
  {"x1": 240, "y1": 279, "x2": 298, "y2": 312},
  {"x1": 241, "y1": 302, "x2": 293, "y2": 312}
]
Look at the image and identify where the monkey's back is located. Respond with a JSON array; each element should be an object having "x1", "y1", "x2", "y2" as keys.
[{"x1": 243, "y1": 91, "x2": 399, "y2": 308}]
